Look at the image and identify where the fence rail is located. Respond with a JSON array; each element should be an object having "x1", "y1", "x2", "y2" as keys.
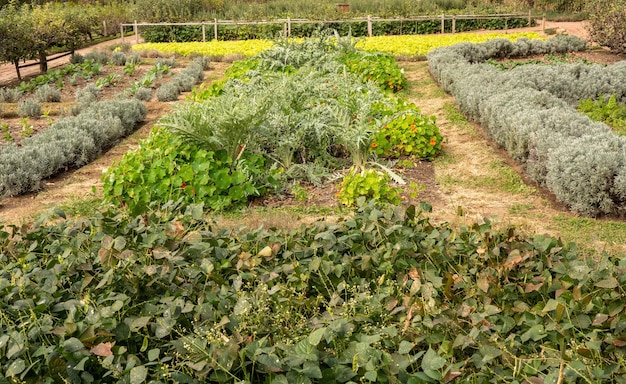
[{"x1": 121, "y1": 12, "x2": 534, "y2": 43}]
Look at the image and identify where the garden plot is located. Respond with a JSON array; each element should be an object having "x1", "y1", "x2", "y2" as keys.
[
  {"x1": 0, "y1": 48, "x2": 212, "y2": 199},
  {"x1": 428, "y1": 35, "x2": 626, "y2": 217}
]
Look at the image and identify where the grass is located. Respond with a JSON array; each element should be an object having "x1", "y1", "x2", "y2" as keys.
[{"x1": 551, "y1": 214, "x2": 626, "y2": 255}]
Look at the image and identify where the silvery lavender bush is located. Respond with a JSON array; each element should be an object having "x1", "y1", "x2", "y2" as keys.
[
  {"x1": 0, "y1": 99, "x2": 146, "y2": 198},
  {"x1": 156, "y1": 83, "x2": 181, "y2": 102},
  {"x1": 428, "y1": 35, "x2": 626, "y2": 216},
  {"x1": 110, "y1": 51, "x2": 128, "y2": 66},
  {"x1": 35, "y1": 84, "x2": 61, "y2": 103}
]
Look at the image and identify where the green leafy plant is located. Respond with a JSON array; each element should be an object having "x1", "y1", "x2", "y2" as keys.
[
  {"x1": 95, "y1": 73, "x2": 121, "y2": 88},
  {"x1": 18, "y1": 117, "x2": 34, "y2": 137},
  {"x1": 290, "y1": 182, "x2": 308, "y2": 203},
  {"x1": 578, "y1": 94, "x2": 626, "y2": 134},
  {"x1": 340, "y1": 50, "x2": 408, "y2": 92},
  {"x1": 337, "y1": 167, "x2": 401, "y2": 206},
  {"x1": 372, "y1": 111, "x2": 443, "y2": 159},
  {"x1": 123, "y1": 60, "x2": 140, "y2": 76},
  {"x1": 103, "y1": 128, "x2": 265, "y2": 214}
]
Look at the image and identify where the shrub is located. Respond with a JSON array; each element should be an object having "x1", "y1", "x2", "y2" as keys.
[
  {"x1": 17, "y1": 98, "x2": 42, "y2": 118},
  {"x1": 83, "y1": 50, "x2": 110, "y2": 64},
  {"x1": 0, "y1": 87, "x2": 23, "y2": 103},
  {"x1": 69, "y1": 52, "x2": 84, "y2": 64},
  {"x1": 372, "y1": 110, "x2": 443, "y2": 159},
  {"x1": 35, "y1": 84, "x2": 61, "y2": 103},
  {"x1": 172, "y1": 73, "x2": 196, "y2": 92},
  {"x1": 0, "y1": 99, "x2": 146, "y2": 197},
  {"x1": 74, "y1": 84, "x2": 102, "y2": 111},
  {"x1": 125, "y1": 53, "x2": 142, "y2": 65},
  {"x1": 156, "y1": 82, "x2": 181, "y2": 101},
  {"x1": 340, "y1": 51, "x2": 408, "y2": 92},
  {"x1": 110, "y1": 51, "x2": 127, "y2": 66},
  {"x1": 155, "y1": 56, "x2": 178, "y2": 68},
  {"x1": 192, "y1": 55, "x2": 211, "y2": 70},
  {"x1": 83, "y1": 98, "x2": 147, "y2": 134},
  {"x1": 586, "y1": 0, "x2": 626, "y2": 54},
  {"x1": 426, "y1": 35, "x2": 626, "y2": 216},
  {"x1": 134, "y1": 86, "x2": 153, "y2": 101}
]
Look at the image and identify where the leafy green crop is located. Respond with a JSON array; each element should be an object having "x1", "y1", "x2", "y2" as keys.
[
  {"x1": 337, "y1": 168, "x2": 401, "y2": 206},
  {"x1": 339, "y1": 51, "x2": 408, "y2": 92},
  {"x1": 578, "y1": 94, "x2": 626, "y2": 135},
  {"x1": 3, "y1": 201, "x2": 626, "y2": 382},
  {"x1": 103, "y1": 129, "x2": 267, "y2": 215},
  {"x1": 372, "y1": 109, "x2": 443, "y2": 160}
]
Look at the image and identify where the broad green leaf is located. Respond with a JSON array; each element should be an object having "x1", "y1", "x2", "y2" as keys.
[
  {"x1": 74, "y1": 356, "x2": 89, "y2": 371},
  {"x1": 520, "y1": 324, "x2": 546, "y2": 342},
  {"x1": 130, "y1": 365, "x2": 148, "y2": 384},
  {"x1": 596, "y1": 277, "x2": 618, "y2": 289},
  {"x1": 148, "y1": 348, "x2": 160, "y2": 362},
  {"x1": 308, "y1": 328, "x2": 326, "y2": 346},
  {"x1": 398, "y1": 340, "x2": 414, "y2": 355},
  {"x1": 421, "y1": 348, "x2": 446, "y2": 372},
  {"x1": 364, "y1": 370, "x2": 377, "y2": 381},
  {"x1": 6, "y1": 359, "x2": 26, "y2": 377},
  {"x1": 302, "y1": 361, "x2": 323, "y2": 379}
]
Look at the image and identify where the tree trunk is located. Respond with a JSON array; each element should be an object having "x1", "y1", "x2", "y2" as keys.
[
  {"x1": 13, "y1": 60, "x2": 21, "y2": 81},
  {"x1": 38, "y1": 51, "x2": 48, "y2": 74}
]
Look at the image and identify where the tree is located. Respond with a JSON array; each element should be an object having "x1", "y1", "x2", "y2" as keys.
[
  {"x1": 586, "y1": 0, "x2": 626, "y2": 54},
  {"x1": 0, "y1": 2, "x2": 35, "y2": 80}
]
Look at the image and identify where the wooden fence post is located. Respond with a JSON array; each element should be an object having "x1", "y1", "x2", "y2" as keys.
[
  {"x1": 441, "y1": 14, "x2": 444, "y2": 34},
  {"x1": 121, "y1": 24, "x2": 124, "y2": 43},
  {"x1": 202, "y1": 23, "x2": 206, "y2": 42},
  {"x1": 542, "y1": 13, "x2": 546, "y2": 32},
  {"x1": 288, "y1": 17, "x2": 291, "y2": 37},
  {"x1": 367, "y1": 15, "x2": 372, "y2": 37},
  {"x1": 505, "y1": 18, "x2": 508, "y2": 32},
  {"x1": 103, "y1": 20, "x2": 107, "y2": 36},
  {"x1": 214, "y1": 19, "x2": 218, "y2": 40},
  {"x1": 134, "y1": 20, "x2": 139, "y2": 44},
  {"x1": 452, "y1": 15, "x2": 456, "y2": 33},
  {"x1": 528, "y1": 10, "x2": 532, "y2": 27}
]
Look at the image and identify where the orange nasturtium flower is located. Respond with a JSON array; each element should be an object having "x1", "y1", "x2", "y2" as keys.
[
  {"x1": 430, "y1": 137, "x2": 437, "y2": 146},
  {"x1": 372, "y1": 142, "x2": 378, "y2": 148}
]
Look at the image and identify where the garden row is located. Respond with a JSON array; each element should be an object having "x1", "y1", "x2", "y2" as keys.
[
  {"x1": 2, "y1": 196, "x2": 626, "y2": 382},
  {"x1": 428, "y1": 35, "x2": 626, "y2": 216},
  {"x1": 0, "y1": 50, "x2": 211, "y2": 199},
  {"x1": 104, "y1": 32, "x2": 443, "y2": 214},
  {"x1": 141, "y1": 16, "x2": 532, "y2": 43},
  {"x1": 132, "y1": 31, "x2": 541, "y2": 59}
]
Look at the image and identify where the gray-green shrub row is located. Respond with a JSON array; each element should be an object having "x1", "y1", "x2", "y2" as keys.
[
  {"x1": 156, "y1": 59, "x2": 205, "y2": 101},
  {"x1": 0, "y1": 99, "x2": 146, "y2": 198},
  {"x1": 427, "y1": 36, "x2": 626, "y2": 216}
]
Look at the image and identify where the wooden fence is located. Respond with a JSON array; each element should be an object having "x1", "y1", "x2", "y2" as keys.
[{"x1": 120, "y1": 12, "x2": 535, "y2": 44}]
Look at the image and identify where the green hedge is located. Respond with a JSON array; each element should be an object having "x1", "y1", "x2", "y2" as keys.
[{"x1": 141, "y1": 17, "x2": 532, "y2": 42}]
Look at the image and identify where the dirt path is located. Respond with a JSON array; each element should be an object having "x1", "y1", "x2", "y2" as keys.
[{"x1": 0, "y1": 36, "x2": 145, "y2": 87}]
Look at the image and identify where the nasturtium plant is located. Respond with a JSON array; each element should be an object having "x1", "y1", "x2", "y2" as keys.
[
  {"x1": 337, "y1": 167, "x2": 401, "y2": 206},
  {"x1": 340, "y1": 51, "x2": 408, "y2": 92},
  {"x1": 102, "y1": 128, "x2": 266, "y2": 214},
  {"x1": 372, "y1": 112, "x2": 443, "y2": 159}
]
